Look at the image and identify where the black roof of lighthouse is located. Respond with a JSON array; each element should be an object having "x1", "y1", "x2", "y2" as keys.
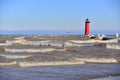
[{"x1": 86, "y1": 19, "x2": 90, "y2": 23}]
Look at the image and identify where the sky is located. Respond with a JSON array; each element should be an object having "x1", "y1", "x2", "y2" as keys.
[{"x1": 0, "y1": 0, "x2": 120, "y2": 34}]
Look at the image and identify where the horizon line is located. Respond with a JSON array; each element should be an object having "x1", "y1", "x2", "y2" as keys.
[{"x1": 0, "y1": 30, "x2": 119, "y2": 35}]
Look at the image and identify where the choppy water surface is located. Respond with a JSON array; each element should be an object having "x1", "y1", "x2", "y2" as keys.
[
  {"x1": 0, "y1": 35, "x2": 120, "y2": 80},
  {"x1": 1, "y1": 64, "x2": 120, "y2": 80}
]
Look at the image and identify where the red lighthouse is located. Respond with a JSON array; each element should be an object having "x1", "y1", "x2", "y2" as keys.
[{"x1": 85, "y1": 19, "x2": 90, "y2": 36}]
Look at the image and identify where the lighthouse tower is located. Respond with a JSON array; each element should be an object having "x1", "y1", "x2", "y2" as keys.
[{"x1": 85, "y1": 19, "x2": 90, "y2": 36}]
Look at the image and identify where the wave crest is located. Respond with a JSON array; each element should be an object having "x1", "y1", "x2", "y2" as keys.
[
  {"x1": 0, "y1": 54, "x2": 31, "y2": 59},
  {"x1": 19, "y1": 61, "x2": 85, "y2": 67},
  {"x1": 106, "y1": 43, "x2": 120, "y2": 49},
  {"x1": 0, "y1": 61, "x2": 17, "y2": 66},
  {"x1": 4, "y1": 48, "x2": 65, "y2": 53},
  {"x1": 72, "y1": 58, "x2": 118, "y2": 63}
]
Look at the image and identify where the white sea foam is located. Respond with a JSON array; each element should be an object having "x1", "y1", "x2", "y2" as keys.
[
  {"x1": 19, "y1": 61, "x2": 85, "y2": 67},
  {"x1": 4, "y1": 48, "x2": 65, "y2": 52},
  {"x1": 65, "y1": 39, "x2": 118, "y2": 47},
  {"x1": 19, "y1": 58, "x2": 118, "y2": 67},
  {"x1": 69, "y1": 39, "x2": 118, "y2": 43},
  {"x1": 0, "y1": 61, "x2": 17, "y2": 66},
  {"x1": 106, "y1": 43, "x2": 120, "y2": 49},
  {"x1": 6, "y1": 39, "x2": 50, "y2": 46},
  {"x1": 0, "y1": 54, "x2": 31, "y2": 59},
  {"x1": 65, "y1": 41, "x2": 86, "y2": 47},
  {"x1": 0, "y1": 58, "x2": 118, "y2": 67},
  {"x1": 72, "y1": 58, "x2": 118, "y2": 63}
]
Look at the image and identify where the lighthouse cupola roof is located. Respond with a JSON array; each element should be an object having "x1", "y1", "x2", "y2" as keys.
[{"x1": 86, "y1": 18, "x2": 90, "y2": 23}]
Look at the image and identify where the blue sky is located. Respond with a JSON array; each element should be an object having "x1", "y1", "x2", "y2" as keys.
[{"x1": 0, "y1": 0, "x2": 120, "y2": 34}]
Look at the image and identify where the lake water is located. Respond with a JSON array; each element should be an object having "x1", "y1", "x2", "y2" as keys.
[{"x1": 0, "y1": 35, "x2": 120, "y2": 80}]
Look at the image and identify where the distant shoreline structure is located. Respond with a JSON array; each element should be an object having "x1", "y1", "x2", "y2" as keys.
[{"x1": 0, "y1": 30, "x2": 119, "y2": 35}]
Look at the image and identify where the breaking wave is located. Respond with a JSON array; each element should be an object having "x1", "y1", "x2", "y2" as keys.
[
  {"x1": 0, "y1": 61, "x2": 17, "y2": 66},
  {"x1": 69, "y1": 39, "x2": 118, "y2": 43},
  {"x1": 0, "y1": 57, "x2": 119, "y2": 67},
  {"x1": 4, "y1": 48, "x2": 65, "y2": 53},
  {"x1": 19, "y1": 58, "x2": 118, "y2": 67},
  {"x1": 0, "y1": 54, "x2": 31, "y2": 59},
  {"x1": 19, "y1": 61, "x2": 85, "y2": 67},
  {"x1": 106, "y1": 43, "x2": 120, "y2": 49},
  {"x1": 71, "y1": 58, "x2": 118, "y2": 63}
]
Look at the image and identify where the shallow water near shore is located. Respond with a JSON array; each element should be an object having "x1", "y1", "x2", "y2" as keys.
[
  {"x1": 0, "y1": 64, "x2": 120, "y2": 80},
  {"x1": 0, "y1": 35, "x2": 120, "y2": 80}
]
